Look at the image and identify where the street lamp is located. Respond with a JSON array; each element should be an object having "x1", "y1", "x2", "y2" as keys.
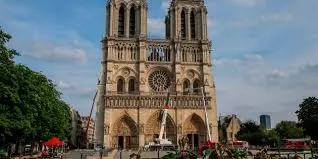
[{"x1": 184, "y1": 86, "x2": 212, "y2": 141}]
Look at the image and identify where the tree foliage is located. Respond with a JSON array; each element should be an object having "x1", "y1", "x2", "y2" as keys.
[
  {"x1": 0, "y1": 27, "x2": 71, "y2": 146},
  {"x1": 296, "y1": 97, "x2": 318, "y2": 140},
  {"x1": 236, "y1": 121, "x2": 266, "y2": 146},
  {"x1": 264, "y1": 129, "x2": 280, "y2": 147},
  {"x1": 275, "y1": 121, "x2": 303, "y2": 139}
]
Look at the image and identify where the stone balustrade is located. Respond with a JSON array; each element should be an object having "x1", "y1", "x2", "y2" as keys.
[{"x1": 105, "y1": 92, "x2": 212, "y2": 109}]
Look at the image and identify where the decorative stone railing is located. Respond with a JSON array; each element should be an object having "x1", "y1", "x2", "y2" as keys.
[
  {"x1": 105, "y1": 93, "x2": 212, "y2": 109},
  {"x1": 106, "y1": 91, "x2": 210, "y2": 96},
  {"x1": 107, "y1": 39, "x2": 207, "y2": 63},
  {"x1": 147, "y1": 39, "x2": 172, "y2": 62}
]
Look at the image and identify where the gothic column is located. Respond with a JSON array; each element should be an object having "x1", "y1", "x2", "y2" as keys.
[
  {"x1": 195, "y1": 11, "x2": 200, "y2": 40},
  {"x1": 177, "y1": 124, "x2": 182, "y2": 149},
  {"x1": 139, "y1": 124, "x2": 145, "y2": 147},
  {"x1": 136, "y1": 7, "x2": 140, "y2": 36},
  {"x1": 125, "y1": 7, "x2": 130, "y2": 38},
  {"x1": 139, "y1": 4, "x2": 147, "y2": 38},
  {"x1": 203, "y1": 8, "x2": 208, "y2": 40},
  {"x1": 113, "y1": 6, "x2": 118, "y2": 37},
  {"x1": 175, "y1": 8, "x2": 179, "y2": 38},
  {"x1": 200, "y1": 9, "x2": 205, "y2": 40},
  {"x1": 107, "y1": 4, "x2": 114, "y2": 37},
  {"x1": 186, "y1": 10, "x2": 191, "y2": 40},
  {"x1": 169, "y1": 8, "x2": 174, "y2": 39}
]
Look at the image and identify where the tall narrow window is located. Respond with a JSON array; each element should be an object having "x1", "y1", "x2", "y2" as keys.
[
  {"x1": 181, "y1": 10, "x2": 186, "y2": 39},
  {"x1": 118, "y1": 6, "x2": 125, "y2": 37},
  {"x1": 190, "y1": 11, "x2": 195, "y2": 39},
  {"x1": 183, "y1": 79, "x2": 190, "y2": 95},
  {"x1": 193, "y1": 79, "x2": 200, "y2": 94},
  {"x1": 128, "y1": 79, "x2": 135, "y2": 93},
  {"x1": 129, "y1": 6, "x2": 136, "y2": 37},
  {"x1": 117, "y1": 78, "x2": 125, "y2": 93}
]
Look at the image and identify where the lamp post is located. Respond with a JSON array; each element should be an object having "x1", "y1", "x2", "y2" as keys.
[{"x1": 185, "y1": 86, "x2": 212, "y2": 141}]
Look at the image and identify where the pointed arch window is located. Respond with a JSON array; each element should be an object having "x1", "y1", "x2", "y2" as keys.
[
  {"x1": 193, "y1": 79, "x2": 201, "y2": 94},
  {"x1": 117, "y1": 78, "x2": 125, "y2": 93},
  {"x1": 118, "y1": 6, "x2": 125, "y2": 37},
  {"x1": 129, "y1": 6, "x2": 136, "y2": 37},
  {"x1": 190, "y1": 11, "x2": 196, "y2": 39},
  {"x1": 181, "y1": 10, "x2": 186, "y2": 39},
  {"x1": 183, "y1": 79, "x2": 190, "y2": 95},
  {"x1": 128, "y1": 79, "x2": 135, "y2": 93}
]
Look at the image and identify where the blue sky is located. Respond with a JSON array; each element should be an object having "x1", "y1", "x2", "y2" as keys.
[{"x1": 1, "y1": 0, "x2": 317, "y2": 127}]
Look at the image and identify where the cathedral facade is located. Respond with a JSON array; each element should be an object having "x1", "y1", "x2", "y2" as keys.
[{"x1": 95, "y1": 0, "x2": 218, "y2": 150}]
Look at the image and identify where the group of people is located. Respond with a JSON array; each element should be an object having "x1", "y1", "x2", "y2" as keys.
[{"x1": 41, "y1": 147, "x2": 63, "y2": 158}]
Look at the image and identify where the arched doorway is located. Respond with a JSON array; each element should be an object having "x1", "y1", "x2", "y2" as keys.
[
  {"x1": 145, "y1": 111, "x2": 176, "y2": 145},
  {"x1": 183, "y1": 114, "x2": 206, "y2": 149},
  {"x1": 112, "y1": 115, "x2": 138, "y2": 149}
]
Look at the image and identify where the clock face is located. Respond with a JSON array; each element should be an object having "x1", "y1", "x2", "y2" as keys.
[{"x1": 148, "y1": 70, "x2": 171, "y2": 92}]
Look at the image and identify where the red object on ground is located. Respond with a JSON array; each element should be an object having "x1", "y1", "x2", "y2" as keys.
[
  {"x1": 198, "y1": 140, "x2": 218, "y2": 156},
  {"x1": 43, "y1": 137, "x2": 64, "y2": 146}
]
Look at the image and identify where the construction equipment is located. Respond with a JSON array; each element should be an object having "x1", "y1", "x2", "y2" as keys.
[{"x1": 144, "y1": 92, "x2": 176, "y2": 151}]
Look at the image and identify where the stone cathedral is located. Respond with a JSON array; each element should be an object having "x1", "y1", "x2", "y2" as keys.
[{"x1": 95, "y1": 0, "x2": 218, "y2": 150}]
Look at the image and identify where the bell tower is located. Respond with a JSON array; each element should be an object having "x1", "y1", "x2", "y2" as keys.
[
  {"x1": 165, "y1": 0, "x2": 208, "y2": 41},
  {"x1": 106, "y1": 0, "x2": 148, "y2": 39}
]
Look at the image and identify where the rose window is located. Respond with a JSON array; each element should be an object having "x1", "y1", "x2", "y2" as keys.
[{"x1": 148, "y1": 70, "x2": 171, "y2": 91}]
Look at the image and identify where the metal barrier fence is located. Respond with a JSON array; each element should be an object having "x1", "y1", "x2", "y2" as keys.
[{"x1": 80, "y1": 148, "x2": 318, "y2": 159}]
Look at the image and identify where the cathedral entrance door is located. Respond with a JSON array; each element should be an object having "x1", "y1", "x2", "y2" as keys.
[
  {"x1": 187, "y1": 134, "x2": 193, "y2": 149},
  {"x1": 194, "y1": 134, "x2": 199, "y2": 148},
  {"x1": 113, "y1": 115, "x2": 138, "y2": 149},
  {"x1": 118, "y1": 136, "x2": 124, "y2": 149},
  {"x1": 187, "y1": 134, "x2": 199, "y2": 149},
  {"x1": 183, "y1": 114, "x2": 206, "y2": 149},
  {"x1": 125, "y1": 136, "x2": 131, "y2": 149}
]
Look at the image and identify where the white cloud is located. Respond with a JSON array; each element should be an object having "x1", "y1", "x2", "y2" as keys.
[
  {"x1": 29, "y1": 39, "x2": 87, "y2": 63},
  {"x1": 148, "y1": 18, "x2": 165, "y2": 37},
  {"x1": 58, "y1": 80, "x2": 73, "y2": 89},
  {"x1": 57, "y1": 80, "x2": 95, "y2": 98},
  {"x1": 215, "y1": 53, "x2": 264, "y2": 66},
  {"x1": 230, "y1": 0, "x2": 265, "y2": 7},
  {"x1": 261, "y1": 13, "x2": 293, "y2": 23},
  {"x1": 161, "y1": 0, "x2": 171, "y2": 11},
  {"x1": 229, "y1": 20, "x2": 258, "y2": 28},
  {"x1": 244, "y1": 53, "x2": 263, "y2": 61},
  {"x1": 207, "y1": 18, "x2": 215, "y2": 29},
  {"x1": 265, "y1": 69, "x2": 288, "y2": 82},
  {"x1": 5, "y1": 23, "x2": 96, "y2": 64}
]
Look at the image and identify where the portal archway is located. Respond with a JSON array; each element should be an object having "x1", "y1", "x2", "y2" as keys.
[
  {"x1": 145, "y1": 111, "x2": 176, "y2": 144},
  {"x1": 183, "y1": 113, "x2": 206, "y2": 149},
  {"x1": 112, "y1": 114, "x2": 138, "y2": 149}
]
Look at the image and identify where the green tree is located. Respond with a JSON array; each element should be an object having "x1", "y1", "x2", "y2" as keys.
[
  {"x1": 236, "y1": 121, "x2": 266, "y2": 146},
  {"x1": 275, "y1": 121, "x2": 303, "y2": 139},
  {"x1": 0, "y1": 27, "x2": 25, "y2": 146},
  {"x1": 296, "y1": 97, "x2": 318, "y2": 140},
  {"x1": 0, "y1": 27, "x2": 71, "y2": 149},
  {"x1": 264, "y1": 130, "x2": 280, "y2": 147}
]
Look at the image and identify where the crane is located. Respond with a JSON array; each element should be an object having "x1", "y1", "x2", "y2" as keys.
[
  {"x1": 185, "y1": 86, "x2": 212, "y2": 143},
  {"x1": 144, "y1": 91, "x2": 175, "y2": 151},
  {"x1": 157, "y1": 92, "x2": 172, "y2": 144}
]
